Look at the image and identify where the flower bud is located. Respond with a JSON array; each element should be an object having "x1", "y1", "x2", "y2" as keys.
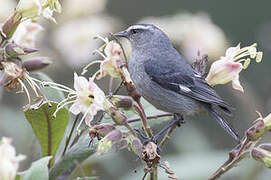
[
  {"x1": 251, "y1": 147, "x2": 271, "y2": 168},
  {"x1": 128, "y1": 135, "x2": 143, "y2": 158},
  {"x1": 97, "y1": 129, "x2": 122, "y2": 155},
  {"x1": 5, "y1": 43, "x2": 25, "y2": 58},
  {"x1": 89, "y1": 123, "x2": 116, "y2": 139},
  {"x1": 2, "y1": 12, "x2": 22, "y2": 39},
  {"x1": 104, "y1": 101, "x2": 127, "y2": 125},
  {"x1": 110, "y1": 95, "x2": 134, "y2": 109},
  {"x1": 246, "y1": 119, "x2": 265, "y2": 141},
  {"x1": 22, "y1": 58, "x2": 52, "y2": 71},
  {"x1": 263, "y1": 112, "x2": 271, "y2": 130},
  {"x1": 23, "y1": 48, "x2": 38, "y2": 54},
  {"x1": 259, "y1": 143, "x2": 271, "y2": 152}
]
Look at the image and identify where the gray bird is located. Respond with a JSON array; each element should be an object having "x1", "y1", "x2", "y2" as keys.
[{"x1": 114, "y1": 24, "x2": 239, "y2": 142}]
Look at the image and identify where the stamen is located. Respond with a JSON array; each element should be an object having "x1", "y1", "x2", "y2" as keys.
[
  {"x1": 41, "y1": 81, "x2": 75, "y2": 92},
  {"x1": 93, "y1": 49, "x2": 106, "y2": 59},
  {"x1": 18, "y1": 79, "x2": 31, "y2": 109},
  {"x1": 53, "y1": 100, "x2": 75, "y2": 117},
  {"x1": 81, "y1": 60, "x2": 103, "y2": 75},
  {"x1": 76, "y1": 108, "x2": 91, "y2": 134},
  {"x1": 94, "y1": 35, "x2": 109, "y2": 44}
]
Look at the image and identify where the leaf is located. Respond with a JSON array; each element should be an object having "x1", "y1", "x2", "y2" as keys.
[
  {"x1": 32, "y1": 72, "x2": 65, "y2": 102},
  {"x1": 21, "y1": 156, "x2": 52, "y2": 180},
  {"x1": 49, "y1": 131, "x2": 97, "y2": 180},
  {"x1": 24, "y1": 102, "x2": 69, "y2": 166}
]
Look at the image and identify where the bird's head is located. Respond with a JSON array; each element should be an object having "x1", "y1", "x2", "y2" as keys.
[{"x1": 114, "y1": 24, "x2": 171, "y2": 49}]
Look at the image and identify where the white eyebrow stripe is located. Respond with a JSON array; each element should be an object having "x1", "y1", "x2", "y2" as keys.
[{"x1": 127, "y1": 25, "x2": 150, "y2": 31}]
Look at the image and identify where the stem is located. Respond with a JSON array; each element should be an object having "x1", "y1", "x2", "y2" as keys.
[
  {"x1": 150, "y1": 164, "x2": 158, "y2": 180},
  {"x1": 209, "y1": 151, "x2": 250, "y2": 180},
  {"x1": 209, "y1": 139, "x2": 258, "y2": 180},
  {"x1": 61, "y1": 115, "x2": 79, "y2": 157},
  {"x1": 134, "y1": 102, "x2": 153, "y2": 137}
]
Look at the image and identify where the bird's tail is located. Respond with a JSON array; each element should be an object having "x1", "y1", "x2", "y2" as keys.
[{"x1": 208, "y1": 106, "x2": 239, "y2": 142}]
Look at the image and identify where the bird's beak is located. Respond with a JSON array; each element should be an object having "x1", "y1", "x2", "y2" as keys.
[{"x1": 114, "y1": 30, "x2": 128, "y2": 38}]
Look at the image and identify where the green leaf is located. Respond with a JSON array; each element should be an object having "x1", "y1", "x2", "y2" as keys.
[
  {"x1": 24, "y1": 102, "x2": 69, "y2": 166},
  {"x1": 32, "y1": 72, "x2": 65, "y2": 102},
  {"x1": 49, "y1": 131, "x2": 96, "y2": 180},
  {"x1": 22, "y1": 156, "x2": 52, "y2": 180}
]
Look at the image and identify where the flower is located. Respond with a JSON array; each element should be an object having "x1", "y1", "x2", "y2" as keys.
[
  {"x1": 12, "y1": 20, "x2": 43, "y2": 48},
  {"x1": 205, "y1": 43, "x2": 263, "y2": 92},
  {"x1": 16, "y1": 0, "x2": 42, "y2": 21},
  {"x1": 16, "y1": 0, "x2": 61, "y2": 22},
  {"x1": 0, "y1": 61, "x2": 44, "y2": 110},
  {"x1": 43, "y1": 73, "x2": 107, "y2": 129},
  {"x1": 69, "y1": 73, "x2": 106, "y2": 126},
  {"x1": 0, "y1": 137, "x2": 26, "y2": 180},
  {"x1": 97, "y1": 41, "x2": 125, "y2": 79}
]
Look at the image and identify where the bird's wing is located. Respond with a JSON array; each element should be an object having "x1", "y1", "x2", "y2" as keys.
[{"x1": 144, "y1": 59, "x2": 232, "y2": 113}]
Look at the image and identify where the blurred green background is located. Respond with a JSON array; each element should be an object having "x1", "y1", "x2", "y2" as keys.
[{"x1": 1, "y1": 0, "x2": 271, "y2": 179}]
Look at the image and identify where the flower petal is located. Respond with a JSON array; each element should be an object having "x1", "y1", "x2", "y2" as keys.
[
  {"x1": 74, "y1": 72, "x2": 89, "y2": 92},
  {"x1": 84, "y1": 113, "x2": 93, "y2": 127},
  {"x1": 232, "y1": 75, "x2": 244, "y2": 92},
  {"x1": 69, "y1": 101, "x2": 81, "y2": 115},
  {"x1": 206, "y1": 59, "x2": 242, "y2": 86}
]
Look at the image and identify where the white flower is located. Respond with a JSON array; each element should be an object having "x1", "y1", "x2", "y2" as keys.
[
  {"x1": 16, "y1": 0, "x2": 42, "y2": 20},
  {"x1": 12, "y1": 20, "x2": 43, "y2": 48},
  {"x1": 43, "y1": 73, "x2": 106, "y2": 129},
  {"x1": 206, "y1": 43, "x2": 263, "y2": 92},
  {"x1": 16, "y1": 0, "x2": 61, "y2": 22},
  {"x1": 69, "y1": 73, "x2": 105, "y2": 126},
  {"x1": 0, "y1": 137, "x2": 26, "y2": 180},
  {"x1": 96, "y1": 41, "x2": 125, "y2": 79}
]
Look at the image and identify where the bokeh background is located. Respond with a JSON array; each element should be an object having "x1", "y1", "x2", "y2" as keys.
[{"x1": 1, "y1": 0, "x2": 271, "y2": 179}]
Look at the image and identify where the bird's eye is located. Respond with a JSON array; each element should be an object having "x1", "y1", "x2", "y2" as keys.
[{"x1": 130, "y1": 29, "x2": 138, "y2": 34}]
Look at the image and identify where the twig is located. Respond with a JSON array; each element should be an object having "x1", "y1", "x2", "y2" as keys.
[
  {"x1": 209, "y1": 118, "x2": 265, "y2": 179},
  {"x1": 133, "y1": 102, "x2": 153, "y2": 137},
  {"x1": 150, "y1": 164, "x2": 158, "y2": 180},
  {"x1": 62, "y1": 115, "x2": 80, "y2": 157}
]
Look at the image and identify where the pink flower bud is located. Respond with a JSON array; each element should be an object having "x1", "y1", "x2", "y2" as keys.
[
  {"x1": 251, "y1": 147, "x2": 271, "y2": 168},
  {"x1": 5, "y1": 43, "x2": 25, "y2": 58},
  {"x1": 2, "y1": 12, "x2": 22, "y2": 39},
  {"x1": 22, "y1": 58, "x2": 52, "y2": 71},
  {"x1": 97, "y1": 129, "x2": 122, "y2": 155}
]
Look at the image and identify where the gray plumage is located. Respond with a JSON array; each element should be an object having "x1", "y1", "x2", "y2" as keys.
[{"x1": 114, "y1": 24, "x2": 239, "y2": 141}]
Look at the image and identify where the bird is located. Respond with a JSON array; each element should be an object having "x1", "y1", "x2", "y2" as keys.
[{"x1": 114, "y1": 24, "x2": 239, "y2": 142}]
